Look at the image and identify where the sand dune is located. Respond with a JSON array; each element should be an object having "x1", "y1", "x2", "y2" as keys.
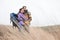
[{"x1": 0, "y1": 25, "x2": 60, "y2": 40}]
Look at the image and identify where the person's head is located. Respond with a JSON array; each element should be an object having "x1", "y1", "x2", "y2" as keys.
[
  {"x1": 22, "y1": 6, "x2": 27, "y2": 10},
  {"x1": 19, "y1": 8, "x2": 24, "y2": 13}
]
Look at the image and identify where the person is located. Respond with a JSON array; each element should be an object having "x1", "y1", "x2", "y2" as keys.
[
  {"x1": 18, "y1": 6, "x2": 32, "y2": 27},
  {"x1": 24, "y1": 11, "x2": 32, "y2": 26},
  {"x1": 18, "y1": 7, "x2": 32, "y2": 32},
  {"x1": 18, "y1": 8, "x2": 26, "y2": 27},
  {"x1": 22, "y1": 6, "x2": 32, "y2": 25}
]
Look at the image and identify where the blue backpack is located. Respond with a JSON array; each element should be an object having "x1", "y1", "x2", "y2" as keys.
[
  {"x1": 10, "y1": 13, "x2": 18, "y2": 20},
  {"x1": 10, "y1": 13, "x2": 18, "y2": 26}
]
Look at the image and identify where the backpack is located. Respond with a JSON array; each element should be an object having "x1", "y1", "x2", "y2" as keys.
[{"x1": 10, "y1": 13, "x2": 18, "y2": 26}]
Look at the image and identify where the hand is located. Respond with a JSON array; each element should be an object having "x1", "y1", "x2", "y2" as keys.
[{"x1": 25, "y1": 21, "x2": 30, "y2": 25}]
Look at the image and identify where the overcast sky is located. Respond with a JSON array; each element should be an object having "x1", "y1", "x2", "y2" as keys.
[{"x1": 0, "y1": 0, "x2": 60, "y2": 26}]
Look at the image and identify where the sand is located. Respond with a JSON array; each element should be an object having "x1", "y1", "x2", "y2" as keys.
[{"x1": 0, "y1": 25, "x2": 60, "y2": 40}]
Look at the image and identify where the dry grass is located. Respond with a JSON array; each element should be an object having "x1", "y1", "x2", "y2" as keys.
[{"x1": 0, "y1": 25, "x2": 60, "y2": 40}]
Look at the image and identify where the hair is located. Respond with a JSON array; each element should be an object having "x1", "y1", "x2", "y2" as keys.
[
  {"x1": 17, "y1": 8, "x2": 23, "y2": 15},
  {"x1": 18, "y1": 8, "x2": 23, "y2": 13},
  {"x1": 22, "y1": 6, "x2": 26, "y2": 8}
]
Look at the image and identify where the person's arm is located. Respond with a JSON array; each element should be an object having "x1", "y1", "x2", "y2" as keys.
[
  {"x1": 18, "y1": 13, "x2": 23, "y2": 21},
  {"x1": 18, "y1": 13, "x2": 26, "y2": 26},
  {"x1": 28, "y1": 13, "x2": 32, "y2": 22},
  {"x1": 20, "y1": 21, "x2": 26, "y2": 26},
  {"x1": 24, "y1": 12, "x2": 32, "y2": 25}
]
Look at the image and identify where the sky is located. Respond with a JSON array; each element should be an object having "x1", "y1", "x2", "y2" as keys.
[{"x1": 0, "y1": 0, "x2": 60, "y2": 26}]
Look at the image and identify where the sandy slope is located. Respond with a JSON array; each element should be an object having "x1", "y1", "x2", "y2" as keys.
[{"x1": 0, "y1": 25, "x2": 60, "y2": 40}]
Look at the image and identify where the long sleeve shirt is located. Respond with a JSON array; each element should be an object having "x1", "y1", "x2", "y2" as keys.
[{"x1": 18, "y1": 13, "x2": 28, "y2": 26}]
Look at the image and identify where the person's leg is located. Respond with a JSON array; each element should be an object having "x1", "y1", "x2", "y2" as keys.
[
  {"x1": 20, "y1": 23, "x2": 29, "y2": 32},
  {"x1": 18, "y1": 21, "x2": 30, "y2": 32},
  {"x1": 12, "y1": 22, "x2": 15, "y2": 28},
  {"x1": 13, "y1": 22, "x2": 17, "y2": 26}
]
